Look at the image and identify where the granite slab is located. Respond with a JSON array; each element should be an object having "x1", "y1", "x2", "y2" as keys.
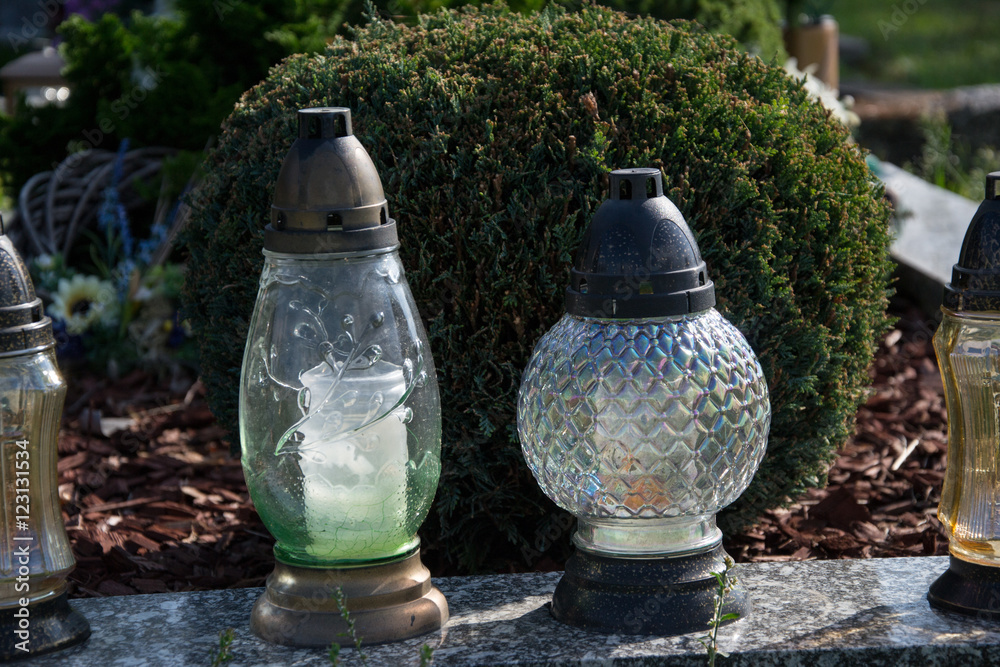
[{"x1": 22, "y1": 556, "x2": 1000, "y2": 666}]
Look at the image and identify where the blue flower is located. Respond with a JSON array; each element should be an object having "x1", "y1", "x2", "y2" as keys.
[
  {"x1": 98, "y1": 140, "x2": 135, "y2": 263},
  {"x1": 51, "y1": 318, "x2": 86, "y2": 362},
  {"x1": 113, "y1": 257, "x2": 136, "y2": 299},
  {"x1": 137, "y1": 213, "x2": 170, "y2": 266},
  {"x1": 112, "y1": 138, "x2": 129, "y2": 185},
  {"x1": 166, "y1": 311, "x2": 187, "y2": 348}
]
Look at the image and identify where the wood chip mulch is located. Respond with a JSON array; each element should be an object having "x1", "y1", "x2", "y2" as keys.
[
  {"x1": 56, "y1": 299, "x2": 950, "y2": 598},
  {"x1": 726, "y1": 299, "x2": 950, "y2": 562},
  {"x1": 58, "y1": 373, "x2": 274, "y2": 598}
]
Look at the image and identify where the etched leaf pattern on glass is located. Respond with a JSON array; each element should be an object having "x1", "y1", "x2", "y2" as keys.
[{"x1": 240, "y1": 253, "x2": 440, "y2": 566}]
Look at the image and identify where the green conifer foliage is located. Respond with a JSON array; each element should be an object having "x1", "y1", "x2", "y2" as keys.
[{"x1": 184, "y1": 4, "x2": 893, "y2": 572}]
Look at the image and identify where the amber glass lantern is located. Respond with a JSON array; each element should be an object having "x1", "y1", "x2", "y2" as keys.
[{"x1": 929, "y1": 172, "x2": 1000, "y2": 617}]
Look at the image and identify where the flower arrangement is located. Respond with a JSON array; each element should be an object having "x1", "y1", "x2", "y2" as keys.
[{"x1": 30, "y1": 141, "x2": 194, "y2": 375}]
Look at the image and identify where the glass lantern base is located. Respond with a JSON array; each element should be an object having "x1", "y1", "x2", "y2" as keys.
[
  {"x1": 928, "y1": 554, "x2": 1000, "y2": 618},
  {"x1": 551, "y1": 541, "x2": 748, "y2": 636},
  {"x1": 0, "y1": 591, "x2": 91, "y2": 661},
  {"x1": 575, "y1": 515, "x2": 721, "y2": 557},
  {"x1": 251, "y1": 549, "x2": 448, "y2": 646}
]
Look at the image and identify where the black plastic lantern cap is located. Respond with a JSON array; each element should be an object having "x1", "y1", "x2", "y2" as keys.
[
  {"x1": 265, "y1": 107, "x2": 398, "y2": 254},
  {"x1": 944, "y1": 171, "x2": 1000, "y2": 312},
  {"x1": 0, "y1": 225, "x2": 54, "y2": 356},
  {"x1": 566, "y1": 168, "x2": 715, "y2": 319}
]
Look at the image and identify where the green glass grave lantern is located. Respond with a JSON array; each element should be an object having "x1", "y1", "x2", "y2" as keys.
[
  {"x1": 517, "y1": 168, "x2": 771, "y2": 635},
  {"x1": 0, "y1": 229, "x2": 89, "y2": 660},
  {"x1": 239, "y1": 108, "x2": 447, "y2": 646}
]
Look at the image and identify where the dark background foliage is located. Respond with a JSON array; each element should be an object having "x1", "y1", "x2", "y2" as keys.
[
  {"x1": 182, "y1": 4, "x2": 893, "y2": 572},
  {"x1": 1, "y1": 0, "x2": 319, "y2": 198},
  {"x1": 0, "y1": 0, "x2": 784, "y2": 201}
]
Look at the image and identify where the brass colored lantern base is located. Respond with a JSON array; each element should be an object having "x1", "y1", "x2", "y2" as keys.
[
  {"x1": 251, "y1": 550, "x2": 448, "y2": 646},
  {"x1": 0, "y1": 591, "x2": 90, "y2": 661},
  {"x1": 928, "y1": 554, "x2": 1000, "y2": 618},
  {"x1": 551, "y1": 542, "x2": 748, "y2": 636}
]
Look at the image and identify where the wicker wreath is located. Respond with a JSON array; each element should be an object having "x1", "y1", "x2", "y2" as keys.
[{"x1": 12, "y1": 146, "x2": 177, "y2": 260}]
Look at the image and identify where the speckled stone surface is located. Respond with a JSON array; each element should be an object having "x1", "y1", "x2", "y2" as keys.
[{"x1": 22, "y1": 556, "x2": 1000, "y2": 666}]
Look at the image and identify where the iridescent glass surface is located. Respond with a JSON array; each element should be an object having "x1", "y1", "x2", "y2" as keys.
[{"x1": 518, "y1": 309, "x2": 770, "y2": 556}]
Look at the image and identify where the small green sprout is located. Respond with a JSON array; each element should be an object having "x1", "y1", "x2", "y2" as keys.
[
  {"x1": 697, "y1": 557, "x2": 739, "y2": 667},
  {"x1": 327, "y1": 587, "x2": 368, "y2": 666},
  {"x1": 209, "y1": 627, "x2": 235, "y2": 667},
  {"x1": 324, "y1": 588, "x2": 437, "y2": 666},
  {"x1": 419, "y1": 643, "x2": 435, "y2": 666}
]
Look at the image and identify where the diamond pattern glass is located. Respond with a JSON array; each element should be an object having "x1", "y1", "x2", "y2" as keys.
[{"x1": 518, "y1": 308, "x2": 770, "y2": 555}]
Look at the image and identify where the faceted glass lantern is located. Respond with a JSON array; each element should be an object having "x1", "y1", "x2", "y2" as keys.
[
  {"x1": 520, "y1": 311, "x2": 769, "y2": 556},
  {"x1": 517, "y1": 168, "x2": 770, "y2": 635},
  {"x1": 240, "y1": 108, "x2": 447, "y2": 646}
]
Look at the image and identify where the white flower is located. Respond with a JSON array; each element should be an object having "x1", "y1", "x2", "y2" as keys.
[
  {"x1": 784, "y1": 57, "x2": 861, "y2": 129},
  {"x1": 132, "y1": 285, "x2": 155, "y2": 303},
  {"x1": 48, "y1": 275, "x2": 118, "y2": 335},
  {"x1": 34, "y1": 254, "x2": 55, "y2": 271}
]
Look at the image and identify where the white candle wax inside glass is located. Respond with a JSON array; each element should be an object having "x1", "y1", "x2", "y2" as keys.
[{"x1": 294, "y1": 361, "x2": 412, "y2": 561}]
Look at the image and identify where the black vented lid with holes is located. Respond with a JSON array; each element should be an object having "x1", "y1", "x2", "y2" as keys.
[
  {"x1": 0, "y1": 223, "x2": 54, "y2": 357},
  {"x1": 944, "y1": 172, "x2": 1000, "y2": 312},
  {"x1": 566, "y1": 168, "x2": 715, "y2": 318},
  {"x1": 265, "y1": 107, "x2": 398, "y2": 254}
]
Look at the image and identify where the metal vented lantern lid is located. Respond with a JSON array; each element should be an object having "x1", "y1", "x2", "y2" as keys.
[
  {"x1": 265, "y1": 107, "x2": 398, "y2": 254},
  {"x1": 566, "y1": 168, "x2": 716, "y2": 318},
  {"x1": 0, "y1": 228, "x2": 54, "y2": 356},
  {"x1": 944, "y1": 171, "x2": 1000, "y2": 312}
]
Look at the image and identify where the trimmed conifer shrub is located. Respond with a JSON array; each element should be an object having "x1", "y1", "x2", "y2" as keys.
[
  {"x1": 595, "y1": 0, "x2": 785, "y2": 58},
  {"x1": 183, "y1": 3, "x2": 893, "y2": 572}
]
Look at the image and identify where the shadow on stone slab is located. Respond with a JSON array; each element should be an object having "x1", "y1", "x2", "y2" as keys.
[
  {"x1": 765, "y1": 602, "x2": 998, "y2": 652},
  {"x1": 440, "y1": 571, "x2": 558, "y2": 616}
]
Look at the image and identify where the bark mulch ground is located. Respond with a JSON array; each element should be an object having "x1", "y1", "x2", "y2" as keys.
[
  {"x1": 56, "y1": 298, "x2": 950, "y2": 598},
  {"x1": 725, "y1": 298, "x2": 949, "y2": 562},
  {"x1": 58, "y1": 375, "x2": 274, "y2": 597}
]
